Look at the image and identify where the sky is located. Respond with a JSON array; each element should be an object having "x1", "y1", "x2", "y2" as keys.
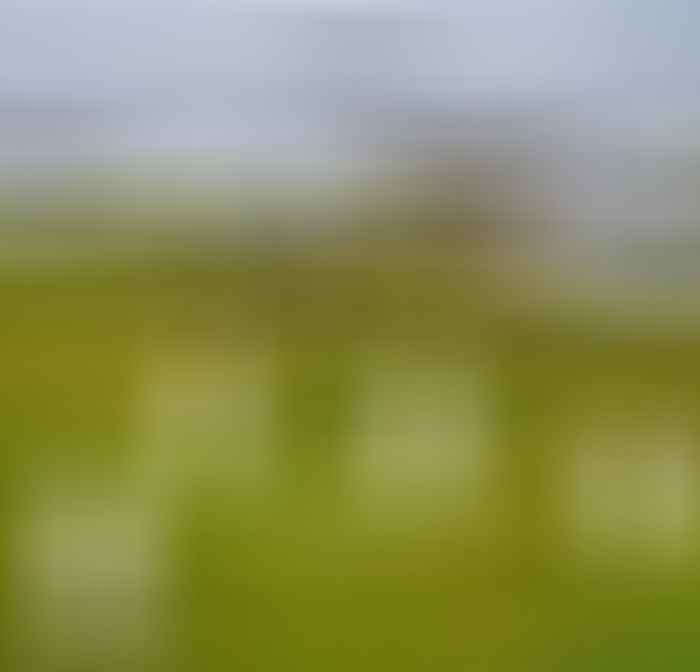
[
  {"x1": 2, "y1": 0, "x2": 700, "y2": 238},
  {"x1": 1, "y1": 0, "x2": 697, "y2": 100}
]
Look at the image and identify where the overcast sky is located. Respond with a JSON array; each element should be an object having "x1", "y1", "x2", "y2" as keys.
[
  {"x1": 2, "y1": 0, "x2": 700, "y2": 220},
  {"x1": 1, "y1": 0, "x2": 697, "y2": 100}
]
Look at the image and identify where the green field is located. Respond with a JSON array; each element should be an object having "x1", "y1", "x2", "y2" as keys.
[{"x1": 2, "y1": 204, "x2": 700, "y2": 670}]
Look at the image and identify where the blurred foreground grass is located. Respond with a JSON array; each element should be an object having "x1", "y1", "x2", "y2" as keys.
[{"x1": 2, "y1": 198, "x2": 700, "y2": 670}]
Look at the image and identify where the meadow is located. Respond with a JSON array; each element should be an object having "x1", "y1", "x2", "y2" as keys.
[{"x1": 1, "y1": 198, "x2": 700, "y2": 670}]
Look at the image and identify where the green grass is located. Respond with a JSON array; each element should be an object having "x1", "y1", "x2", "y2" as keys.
[{"x1": 2, "y1": 202, "x2": 700, "y2": 669}]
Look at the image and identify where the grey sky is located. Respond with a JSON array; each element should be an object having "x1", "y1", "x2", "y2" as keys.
[
  {"x1": 2, "y1": 0, "x2": 697, "y2": 99},
  {"x1": 2, "y1": 0, "x2": 700, "y2": 236}
]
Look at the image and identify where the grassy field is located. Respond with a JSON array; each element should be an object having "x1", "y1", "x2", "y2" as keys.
[{"x1": 2, "y1": 207, "x2": 700, "y2": 670}]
